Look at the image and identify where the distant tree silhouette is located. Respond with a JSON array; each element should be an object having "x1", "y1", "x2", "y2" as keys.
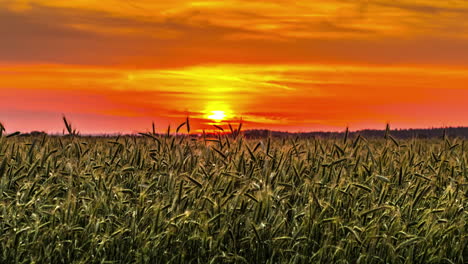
[{"x1": 243, "y1": 127, "x2": 468, "y2": 139}]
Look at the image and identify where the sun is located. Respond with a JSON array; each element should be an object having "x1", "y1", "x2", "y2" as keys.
[
  {"x1": 207, "y1": 110, "x2": 226, "y2": 123},
  {"x1": 204, "y1": 102, "x2": 232, "y2": 123}
]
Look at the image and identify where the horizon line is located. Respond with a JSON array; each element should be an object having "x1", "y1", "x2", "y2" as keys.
[{"x1": 4, "y1": 125, "x2": 468, "y2": 137}]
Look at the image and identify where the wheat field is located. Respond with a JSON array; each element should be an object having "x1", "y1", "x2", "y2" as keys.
[{"x1": 0, "y1": 126, "x2": 466, "y2": 263}]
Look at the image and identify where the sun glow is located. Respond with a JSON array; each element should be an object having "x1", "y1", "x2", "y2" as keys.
[
  {"x1": 207, "y1": 110, "x2": 226, "y2": 123},
  {"x1": 204, "y1": 101, "x2": 233, "y2": 124}
]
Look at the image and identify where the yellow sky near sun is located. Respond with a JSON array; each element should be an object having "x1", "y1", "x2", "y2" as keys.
[{"x1": 2, "y1": 62, "x2": 468, "y2": 132}]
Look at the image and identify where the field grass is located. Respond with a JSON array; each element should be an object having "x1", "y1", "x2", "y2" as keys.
[{"x1": 0, "y1": 131, "x2": 466, "y2": 263}]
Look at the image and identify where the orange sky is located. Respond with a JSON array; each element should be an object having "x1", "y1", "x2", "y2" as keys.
[{"x1": 1, "y1": 0, "x2": 468, "y2": 133}]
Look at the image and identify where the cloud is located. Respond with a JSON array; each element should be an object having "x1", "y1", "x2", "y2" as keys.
[
  {"x1": 0, "y1": 4, "x2": 262, "y2": 66},
  {"x1": 373, "y1": 1, "x2": 468, "y2": 14},
  {"x1": 1, "y1": 1, "x2": 468, "y2": 67}
]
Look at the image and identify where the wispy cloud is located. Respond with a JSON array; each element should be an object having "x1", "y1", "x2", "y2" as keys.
[{"x1": 1, "y1": 1, "x2": 468, "y2": 66}]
